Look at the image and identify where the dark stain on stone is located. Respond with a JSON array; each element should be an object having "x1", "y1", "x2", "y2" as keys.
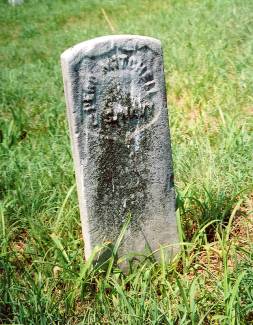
[{"x1": 92, "y1": 85, "x2": 151, "y2": 239}]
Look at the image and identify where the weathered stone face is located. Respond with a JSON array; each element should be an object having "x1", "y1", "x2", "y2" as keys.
[{"x1": 61, "y1": 35, "x2": 178, "y2": 263}]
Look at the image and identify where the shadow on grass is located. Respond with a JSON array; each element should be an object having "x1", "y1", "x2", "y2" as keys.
[{"x1": 176, "y1": 187, "x2": 248, "y2": 242}]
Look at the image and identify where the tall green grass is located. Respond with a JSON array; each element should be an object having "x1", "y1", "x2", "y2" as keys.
[{"x1": 0, "y1": 0, "x2": 253, "y2": 323}]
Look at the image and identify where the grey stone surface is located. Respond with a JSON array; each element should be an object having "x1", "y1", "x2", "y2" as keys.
[
  {"x1": 8, "y1": 0, "x2": 23, "y2": 5},
  {"x1": 61, "y1": 35, "x2": 178, "y2": 263}
]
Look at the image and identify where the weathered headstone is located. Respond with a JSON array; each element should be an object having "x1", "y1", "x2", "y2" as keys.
[{"x1": 61, "y1": 35, "x2": 178, "y2": 263}]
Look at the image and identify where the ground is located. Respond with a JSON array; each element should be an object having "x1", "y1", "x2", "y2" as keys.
[{"x1": 0, "y1": 0, "x2": 253, "y2": 324}]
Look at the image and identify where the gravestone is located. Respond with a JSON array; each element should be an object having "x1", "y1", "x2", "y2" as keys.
[{"x1": 61, "y1": 35, "x2": 178, "y2": 263}]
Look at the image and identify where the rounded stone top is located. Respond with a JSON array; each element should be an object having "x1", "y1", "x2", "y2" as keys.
[{"x1": 61, "y1": 35, "x2": 162, "y2": 64}]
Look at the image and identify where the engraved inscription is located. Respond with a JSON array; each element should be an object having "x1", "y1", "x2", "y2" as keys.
[{"x1": 78, "y1": 49, "x2": 159, "y2": 136}]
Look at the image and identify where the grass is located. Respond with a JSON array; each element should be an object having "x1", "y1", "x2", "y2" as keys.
[{"x1": 0, "y1": 0, "x2": 253, "y2": 323}]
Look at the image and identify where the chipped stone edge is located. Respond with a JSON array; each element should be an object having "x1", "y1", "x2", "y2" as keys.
[{"x1": 61, "y1": 43, "x2": 93, "y2": 259}]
